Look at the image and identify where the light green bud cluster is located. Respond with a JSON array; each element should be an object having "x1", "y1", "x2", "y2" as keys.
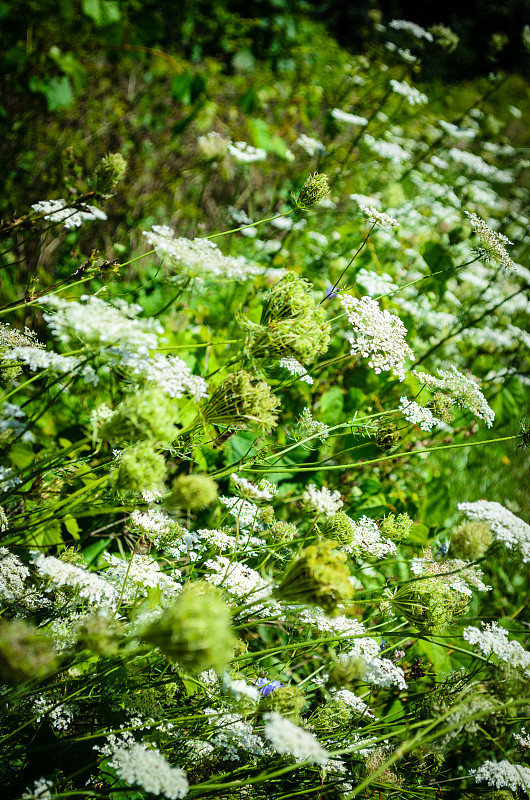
[
  {"x1": 91, "y1": 152, "x2": 127, "y2": 195},
  {"x1": 308, "y1": 698, "x2": 354, "y2": 733},
  {"x1": 382, "y1": 578, "x2": 468, "y2": 633},
  {"x1": 113, "y1": 441, "x2": 166, "y2": 493},
  {"x1": 291, "y1": 172, "x2": 330, "y2": 212},
  {"x1": 450, "y1": 520, "x2": 492, "y2": 560},
  {"x1": 375, "y1": 421, "x2": 400, "y2": 450},
  {"x1": 201, "y1": 370, "x2": 280, "y2": 433},
  {"x1": 399, "y1": 747, "x2": 445, "y2": 782},
  {"x1": 260, "y1": 684, "x2": 306, "y2": 723},
  {"x1": 365, "y1": 747, "x2": 403, "y2": 788},
  {"x1": 429, "y1": 24, "x2": 459, "y2": 52},
  {"x1": 276, "y1": 539, "x2": 353, "y2": 614},
  {"x1": 318, "y1": 511, "x2": 355, "y2": 547},
  {"x1": 243, "y1": 273, "x2": 331, "y2": 366},
  {"x1": 428, "y1": 392, "x2": 454, "y2": 423},
  {"x1": 98, "y1": 386, "x2": 180, "y2": 445},
  {"x1": 142, "y1": 581, "x2": 235, "y2": 674},
  {"x1": 328, "y1": 656, "x2": 366, "y2": 689},
  {"x1": 0, "y1": 619, "x2": 58, "y2": 685},
  {"x1": 379, "y1": 513, "x2": 413, "y2": 542},
  {"x1": 166, "y1": 473, "x2": 218, "y2": 510},
  {"x1": 76, "y1": 612, "x2": 124, "y2": 656},
  {"x1": 268, "y1": 519, "x2": 298, "y2": 545}
]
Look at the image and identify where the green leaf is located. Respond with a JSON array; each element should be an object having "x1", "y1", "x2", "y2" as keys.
[
  {"x1": 63, "y1": 514, "x2": 80, "y2": 539},
  {"x1": 81, "y1": 0, "x2": 121, "y2": 27},
  {"x1": 248, "y1": 118, "x2": 292, "y2": 160},
  {"x1": 318, "y1": 386, "x2": 344, "y2": 425},
  {"x1": 422, "y1": 242, "x2": 454, "y2": 298},
  {"x1": 82, "y1": 538, "x2": 112, "y2": 566},
  {"x1": 49, "y1": 47, "x2": 87, "y2": 93},
  {"x1": 171, "y1": 73, "x2": 206, "y2": 105},
  {"x1": 29, "y1": 75, "x2": 74, "y2": 110}
]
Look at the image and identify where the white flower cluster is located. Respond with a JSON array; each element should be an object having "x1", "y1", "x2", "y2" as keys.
[
  {"x1": 515, "y1": 728, "x2": 530, "y2": 749},
  {"x1": 388, "y1": 19, "x2": 433, "y2": 41},
  {"x1": 359, "y1": 205, "x2": 399, "y2": 227},
  {"x1": 342, "y1": 516, "x2": 397, "y2": 559},
  {"x1": 298, "y1": 407, "x2": 330, "y2": 442},
  {"x1": 130, "y1": 508, "x2": 184, "y2": 547},
  {"x1": 302, "y1": 484, "x2": 343, "y2": 517},
  {"x1": 279, "y1": 357, "x2": 313, "y2": 384},
  {"x1": 363, "y1": 134, "x2": 411, "y2": 164},
  {"x1": 0, "y1": 506, "x2": 8, "y2": 532},
  {"x1": 0, "y1": 466, "x2": 22, "y2": 492},
  {"x1": 31, "y1": 551, "x2": 117, "y2": 606},
  {"x1": 220, "y1": 495, "x2": 259, "y2": 528},
  {"x1": 295, "y1": 133, "x2": 326, "y2": 156},
  {"x1": 223, "y1": 673, "x2": 260, "y2": 702},
  {"x1": 458, "y1": 500, "x2": 530, "y2": 561},
  {"x1": 411, "y1": 548, "x2": 491, "y2": 596},
  {"x1": 472, "y1": 759, "x2": 530, "y2": 794},
  {"x1": 341, "y1": 295, "x2": 414, "y2": 381},
  {"x1": 230, "y1": 474, "x2": 277, "y2": 501},
  {"x1": 399, "y1": 397, "x2": 441, "y2": 431},
  {"x1": 448, "y1": 149, "x2": 512, "y2": 183},
  {"x1": 107, "y1": 740, "x2": 189, "y2": 798},
  {"x1": 362, "y1": 657, "x2": 408, "y2": 690},
  {"x1": 331, "y1": 689, "x2": 374, "y2": 718},
  {"x1": 263, "y1": 711, "x2": 329, "y2": 765},
  {"x1": 0, "y1": 547, "x2": 30, "y2": 604},
  {"x1": 42, "y1": 295, "x2": 162, "y2": 355},
  {"x1": 34, "y1": 694, "x2": 79, "y2": 730},
  {"x1": 438, "y1": 120, "x2": 477, "y2": 140},
  {"x1": 103, "y1": 553, "x2": 180, "y2": 602},
  {"x1": 228, "y1": 141, "x2": 268, "y2": 163},
  {"x1": 31, "y1": 199, "x2": 107, "y2": 229},
  {"x1": 331, "y1": 108, "x2": 368, "y2": 126},
  {"x1": 205, "y1": 556, "x2": 271, "y2": 604},
  {"x1": 463, "y1": 622, "x2": 530, "y2": 672},
  {"x1": 465, "y1": 211, "x2": 518, "y2": 271},
  {"x1": 197, "y1": 131, "x2": 231, "y2": 158},
  {"x1": 4, "y1": 346, "x2": 97, "y2": 385},
  {"x1": 142, "y1": 226, "x2": 265, "y2": 281},
  {"x1": 207, "y1": 710, "x2": 266, "y2": 760},
  {"x1": 22, "y1": 778, "x2": 54, "y2": 800},
  {"x1": 166, "y1": 527, "x2": 263, "y2": 562},
  {"x1": 123, "y1": 352, "x2": 208, "y2": 401},
  {"x1": 389, "y1": 79, "x2": 428, "y2": 105},
  {"x1": 414, "y1": 367, "x2": 495, "y2": 427}
]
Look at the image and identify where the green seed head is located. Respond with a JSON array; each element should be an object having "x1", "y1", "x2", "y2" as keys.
[
  {"x1": 201, "y1": 370, "x2": 280, "y2": 433},
  {"x1": 91, "y1": 152, "x2": 127, "y2": 195},
  {"x1": 0, "y1": 619, "x2": 58, "y2": 685},
  {"x1": 98, "y1": 386, "x2": 180, "y2": 446},
  {"x1": 450, "y1": 520, "x2": 492, "y2": 560},
  {"x1": 328, "y1": 656, "x2": 366, "y2": 689},
  {"x1": 260, "y1": 684, "x2": 306, "y2": 723},
  {"x1": 276, "y1": 539, "x2": 354, "y2": 614},
  {"x1": 382, "y1": 578, "x2": 469, "y2": 633},
  {"x1": 113, "y1": 441, "x2": 166, "y2": 493},
  {"x1": 167, "y1": 473, "x2": 218, "y2": 510},
  {"x1": 143, "y1": 581, "x2": 235, "y2": 674},
  {"x1": 379, "y1": 513, "x2": 413, "y2": 542},
  {"x1": 292, "y1": 173, "x2": 330, "y2": 212}
]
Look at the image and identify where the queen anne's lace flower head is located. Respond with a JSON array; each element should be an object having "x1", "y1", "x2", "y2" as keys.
[
  {"x1": 359, "y1": 206, "x2": 399, "y2": 227},
  {"x1": 31, "y1": 552, "x2": 117, "y2": 607},
  {"x1": 414, "y1": 367, "x2": 494, "y2": 427},
  {"x1": 279, "y1": 357, "x2": 313, "y2": 384},
  {"x1": 331, "y1": 108, "x2": 368, "y2": 126},
  {"x1": 457, "y1": 500, "x2": 530, "y2": 561},
  {"x1": 472, "y1": 759, "x2": 530, "y2": 794},
  {"x1": 302, "y1": 484, "x2": 343, "y2": 517},
  {"x1": 464, "y1": 622, "x2": 530, "y2": 673},
  {"x1": 341, "y1": 295, "x2": 414, "y2": 381},
  {"x1": 31, "y1": 199, "x2": 107, "y2": 229},
  {"x1": 263, "y1": 711, "x2": 329, "y2": 765},
  {"x1": 389, "y1": 79, "x2": 428, "y2": 105},
  {"x1": 465, "y1": 211, "x2": 518, "y2": 271},
  {"x1": 399, "y1": 397, "x2": 441, "y2": 431},
  {"x1": 228, "y1": 141, "x2": 267, "y2": 163}
]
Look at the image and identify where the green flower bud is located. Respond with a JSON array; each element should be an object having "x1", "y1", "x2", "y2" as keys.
[
  {"x1": 375, "y1": 421, "x2": 400, "y2": 450},
  {"x1": 259, "y1": 505, "x2": 276, "y2": 525},
  {"x1": 91, "y1": 152, "x2": 127, "y2": 195},
  {"x1": 268, "y1": 519, "x2": 298, "y2": 545},
  {"x1": 429, "y1": 24, "x2": 459, "y2": 52},
  {"x1": 0, "y1": 619, "x2": 58, "y2": 685},
  {"x1": 0, "y1": 323, "x2": 43, "y2": 383},
  {"x1": 201, "y1": 370, "x2": 280, "y2": 433},
  {"x1": 167, "y1": 474, "x2": 218, "y2": 510},
  {"x1": 113, "y1": 441, "x2": 166, "y2": 493},
  {"x1": 308, "y1": 699, "x2": 354, "y2": 734},
  {"x1": 382, "y1": 578, "x2": 468, "y2": 633},
  {"x1": 97, "y1": 387, "x2": 180, "y2": 446},
  {"x1": 318, "y1": 511, "x2": 355, "y2": 547},
  {"x1": 379, "y1": 513, "x2": 413, "y2": 542},
  {"x1": 242, "y1": 273, "x2": 331, "y2": 365},
  {"x1": 142, "y1": 581, "x2": 235, "y2": 674},
  {"x1": 76, "y1": 611, "x2": 124, "y2": 656},
  {"x1": 276, "y1": 540, "x2": 353, "y2": 614},
  {"x1": 328, "y1": 656, "x2": 366, "y2": 689},
  {"x1": 428, "y1": 392, "x2": 454, "y2": 423},
  {"x1": 291, "y1": 173, "x2": 330, "y2": 212},
  {"x1": 450, "y1": 520, "x2": 492, "y2": 560},
  {"x1": 260, "y1": 684, "x2": 306, "y2": 723},
  {"x1": 365, "y1": 747, "x2": 403, "y2": 787},
  {"x1": 399, "y1": 746, "x2": 445, "y2": 781}
]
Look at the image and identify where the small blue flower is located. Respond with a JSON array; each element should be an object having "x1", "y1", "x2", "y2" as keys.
[
  {"x1": 256, "y1": 677, "x2": 283, "y2": 697},
  {"x1": 438, "y1": 544, "x2": 448, "y2": 557}
]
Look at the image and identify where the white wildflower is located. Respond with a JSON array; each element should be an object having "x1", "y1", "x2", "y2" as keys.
[
  {"x1": 330, "y1": 689, "x2": 374, "y2": 717},
  {"x1": 0, "y1": 547, "x2": 30, "y2": 604},
  {"x1": 264, "y1": 711, "x2": 329, "y2": 765},
  {"x1": 230, "y1": 474, "x2": 276, "y2": 501},
  {"x1": 102, "y1": 553, "x2": 180, "y2": 602},
  {"x1": 448, "y1": 149, "x2": 512, "y2": 183},
  {"x1": 363, "y1": 657, "x2": 407, "y2": 690},
  {"x1": 270, "y1": 216, "x2": 293, "y2": 230},
  {"x1": 463, "y1": 622, "x2": 530, "y2": 672},
  {"x1": 205, "y1": 557, "x2": 272, "y2": 605},
  {"x1": 31, "y1": 551, "x2": 117, "y2": 606},
  {"x1": 465, "y1": 211, "x2": 518, "y2": 271},
  {"x1": 359, "y1": 206, "x2": 399, "y2": 227},
  {"x1": 472, "y1": 760, "x2": 530, "y2": 794},
  {"x1": 390, "y1": 79, "x2": 428, "y2": 105},
  {"x1": 298, "y1": 407, "x2": 330, "y2": 442},
  {"x1": 515, "y1": 728, "x2": 530, "y2": 749},
  {"x1": 341, "y1": 516, "x2": 397, "y2": 559},
  {"x1": 108, "y1": 740, "x2": 189, "y2": 798},
  {"x1": 0, "y1": 506, "x2": 8, "y2": 532},
  {"x1": 411, "y1": 548, "x2": 491, "y2": 596},
  {"x1": 279, "y1": 357, "x2": 313, "y2": 384},
  {"x1": 223, "y1": 673, "x2": 260, "y2": 702},
  {"x1": 207, "y1": 709, "x2": 266, "y2": 760},
  {"x1": 295, "y1": 134, "x2": 327, "y2": 156},
  {"x1": 0, "y1": 466, "x2": 22, "y2": 491},
  {"x1": 341, "y1": 295, "x2": 414, "y2": 381},
  {"x1": 142, "y1": 226, "x2": 265, "y2": 282},
  {"x1": 363, "y1": 134, "x2": 411, "y2": 164},
  {"x1": 22, "y1": 778, "x2": 54, "y2": 800},
  {"x1": 399, "y1": 397, "x2": 441, "y2": 431},
  {"x1": 130, "y1": 508, "x2": 184, "y2": 547},
  {"x1": 31, "y1": 199, "x2": 107, "y2": 229},
  {"x1": 331, "y1": 108, "x2": 368, "y2": 126},
  {"x1": 302, "y1": 484, "x2": 343, "y2": 517},
  {"x1": 438, "y1": 120, "x2": 477, "y2": 140},
  {"x1": 220, "y1": 495, "x2": 259, "y2": 529},
  {"x1": 197, "y1": 131, "x2": 231, "y2": 158},
  {"x1": 34, "y1": 694, "x2": 79, "y2": 731},
  {"x1": 228, "y1": 141, "x2": 267, "y2": 163},
  {"x1": 414, "y1": 367, "x2": 494, "y2": 427},
  {"x1": 123, "y1": 352, "x2": 208, "y2": 401},
  {"x1": 388, "y1": 19, "x2": 433, "y2": 41}
]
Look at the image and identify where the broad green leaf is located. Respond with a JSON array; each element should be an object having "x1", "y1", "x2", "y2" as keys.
[{"x1": 81, "y1": 0, "x2": 121, "y2": 27}]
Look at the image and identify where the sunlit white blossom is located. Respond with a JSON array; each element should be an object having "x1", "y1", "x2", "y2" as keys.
[
  {"x1": 264, "y1": 711, "x2": 329, "y2": 765},
  {"x1": 279, "y1": 357, "x2": 313, "y2": 384},
  {"x1": 228, "y1": 141, "x2": 267, "y2": 163},
  {"x1": 31, "y1": 199, "x2": 107, "y2": 229},
  {"x1": 472, "y1": 760, "x2": 530, "y2": 794},
  {"x1": 302, "y1": 484, "x2": 343, "y2": 517},
  {"x1": 331, "y1": 108, "x2": 368, "y2": 126},
  {"x1": 390, "y1": 79, "x2": 428, "y2": 105}
]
